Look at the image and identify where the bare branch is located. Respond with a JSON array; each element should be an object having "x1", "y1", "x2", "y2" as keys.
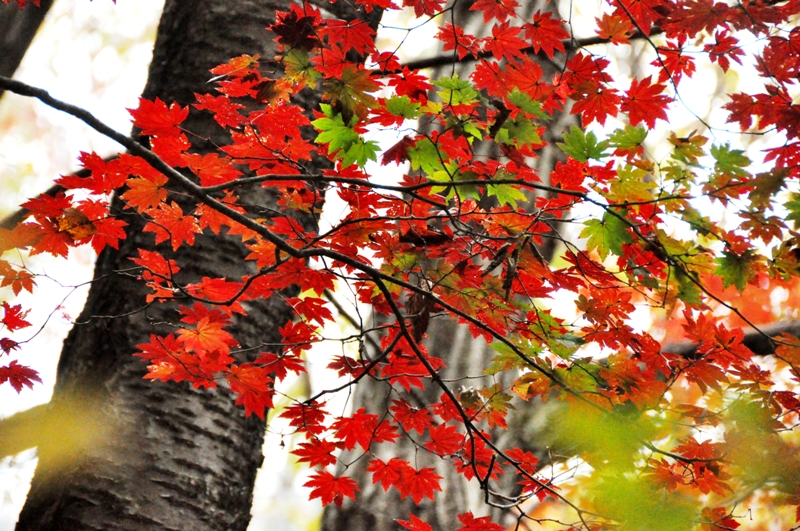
[{"x1": 393, "y1": 28, "x2": 665, "y2": 73}]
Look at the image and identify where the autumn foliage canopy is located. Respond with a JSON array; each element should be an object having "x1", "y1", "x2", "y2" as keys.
[{"x1": 3, "y1": 0, "x2": 800, "y2": 529}]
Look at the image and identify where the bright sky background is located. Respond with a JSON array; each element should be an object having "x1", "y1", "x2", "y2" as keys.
[{"x1": 0, "y1": 1, "x2": 163, "y2": 527}]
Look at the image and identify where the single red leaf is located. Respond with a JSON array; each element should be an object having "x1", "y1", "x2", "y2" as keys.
[
  {"x1": 390, "y1": 399, "x2": 433, "y2": 434},
  {"x1": 292, "y1": 438, "x2": 339, "y2": 468},
  {"x1": 469, "y1": 0, "x2": 518, "y2": 22},
  {"x1": 397, "y1": 514, "x2": 433, "y2": 531},
  {"x1": 1, "y1": 302, "x2": 31, "y2": 331},
  {"x1": 424, "y1": 424, "x2": 463, "y2": 456},
  {"x1": 0, "y1": 360, "x2": 42, "y2": 393},
  {"x1": 456, "y1": 512, "x2": 505, "y2": 531},
  {"x1": 621, "y1": 76, "x2": 670, "y2": 128},
  {"x1": 304, "y1": 471, "x2": 359, "y2": 507},
  {"x1": 331, "y1": 408, "x2": 379, "y2": 450},
  {"x1": 396, "y1": 466, "x2": 442, "y2": 504},
  {"x1": 367, "y1": 457, "x2": 413, "y2": 491},
  {"x1": 280, "y1": 401, "x2": 328, "y2": 437},
  {"x1": 226, "y1": 363, "x2": 274, "y2": 419},
  {"x1": 129, "y1": 97, "x2": 189, "y2": 137},
  {"x1": 524, "y1": 11, "x2": 569, "y2": 59}
]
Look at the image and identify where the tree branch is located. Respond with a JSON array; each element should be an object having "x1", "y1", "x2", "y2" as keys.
[{"x1": 394, "y1": 27, "x2": 665, "y2": 73}]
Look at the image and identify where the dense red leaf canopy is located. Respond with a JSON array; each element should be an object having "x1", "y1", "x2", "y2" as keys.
[{"x1": 4, "y1": 0, "x2": 800, "y2": 529}]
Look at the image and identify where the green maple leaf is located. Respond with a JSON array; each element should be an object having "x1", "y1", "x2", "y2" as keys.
[
  {"x1": 580, "y1": 210, "x2": 633, "y2": 260},
  {"x1": 608, "y1": 164, "x2": 655, "y2": 203},
  {"x1": 673, "y1": 268, "x2": 703, "y2": 306},
  {"x1": 433, "y1": 73, "x2": 478, "y2": 108},
  {"x1": 558, "y1": 125, "x2": 608, "y2": 162},
  {"x1": 385, "y1": 95, "x2": 421, "y2": 119},
  {"x1": 786, "y1": 192, "x2": 800, "y2": 229},
  {"x1": 283, "y1": 49, "x2": 320, "y2": 86},
  {"x1": 711, "y1": 142, "x2": 750, "y2": 178},
  {"x1": 506, "y1": 88, "x2": 548, "y2": 118},
  {"x1": 714, "y1": 250, "x2": 758, "y2": 292},
  {"x1": 486, "y1": 183, "x2": 527, "y2": 208},
  {"x1": 341, "y1": 138, "x2": 380, "y2": 168},
  {"x1": 748, "y1": 168, "x2": 788, "y2": 209},
  {"x1": 609, "y1": 124, "x2": 646, "y2": 152},
  {"x1": 407, "y1": 137, "x2": 446, "y2": 174},
  {"x1": 312, "y1": 104, "x2": 377, "y2": 168},
  {"x1": 324, "y1": 65, "x2": 379, "y2": 121},
  {"x1": 494, "y1": 115, "x2": 541, "y2": 147},
  {"x1": 313, "y1": 104, "x2": 358, "y2": 149}
]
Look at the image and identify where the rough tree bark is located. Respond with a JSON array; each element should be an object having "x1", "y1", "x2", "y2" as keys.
[{"x1": 8, "y1": 0, "x2": 370, "y2": 529}]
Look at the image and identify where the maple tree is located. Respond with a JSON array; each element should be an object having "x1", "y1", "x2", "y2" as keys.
[{"x1": 3, "y1": 0, "x2": 800, "y2": 529}]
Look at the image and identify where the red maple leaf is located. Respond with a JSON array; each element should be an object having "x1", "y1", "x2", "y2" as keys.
[
  {"x1": 1, "y1": 302, "x2": 31, "y2": 331},
  {"x1": 143, "y1": 201, "x2": 199, "y2": 251},
  {"x1": 469, "y1": 0, "x2": 519, "y2": 22},
  {"x1": 0, "y1": 338, "x2": 20, "y2": 354},
  {"x1": 621, "y1": 76, "x2": 670, "y2": 128},
  {"x1": 287, "y1": 296, "x2": 334, "y2": 326},
  {"x1": 397, "y1": 514, "x2": 433, "y2": 531},
  {"x1": 367, "y1": 457, "x2": 413, "y2": 491},
  {"x1": 327, "y1": 355, "x2": 368, "y2": 378},
  {"x1": 424, "y1": 424, "x2": 464, "y2": 455},
  {"x1": 381, "y1": 136, "x2": 415, "y2": 166},
  {"x1": 0, "y1": 262, "x2": 35, "y2": 296},
  {"x1": 570, "y1": 83, "x2": 622, "y2": 126},
  {"x1": 256, "y1": 352, "x2": 306, "y2": 381},
  {"x1": 401, "y1": 0, "x2": 446, "y2": 17},
  {"x1": 653, "y1": 47, "x2": 696, "y2": 84},
  {"x1": 304, "y1": 471, "x2": 359, "y2": 507},
  {"x1": 524, "y1": 11, "x2": 569, "y2": 59},
  {"x1": 136, "y1": 334, "x2": 231, "y2": 389},
  {"x1": 321, "y1": 19, "x2": 377, "y2": 55},
  {"x1": 121, "y1": 174, "x2": 169, "y2": 212},
  {"x1": 596, "y1": 13, "x2": 633, "y2": 44},
  {"x1": 390, "y1": 399, "x2": 433, "y2": 434},
  {"x1": 331, "y1": 408, "x2": 379, "y2": 450},
  {"x1": 129, "y1": 97, "x2": 188, "y2": 137},
  {"x1": 0, "y1": 360, "x2": 42, "y2": 393},
  {"x1": 271, "y1": 5, "x2": 322, "y2": 51},
  {"x1": 483, "y1": 22, "x2": 527, "y2": 61},
  {"x1": 193, "y1": 93, "x2": 247, "y2": 128},
  {"x1": 396, "y1": 466, "x2": 442, "y2": 504},
  {"x1": 704, "y1": 31, "x2": 744, "y2": 73},
  {"x1": 177, "y1": 316, "x2": 237, "y2": 355},
  {"x1": 701, "y1": 507, "x2": 741, "y2": 531},
  {"x1": 613, "y1": 0, "x2": 668, "y2": 36},
  {"x1": 209, "y1": 54, "x2": 260, "y2": 78},
  {"x1": 184, "y1": 153, "x2": 242, "y2": 187},
  {"x1": 292, "y1": 438, "x2": 339, "y2": 468},
  {"x1": 456, "y1": 512, "x2": 505, "y2": 531},
  {"x1": 226, "y1": 363, "x2": 274, "y2": 419},
  {"x1": 437, "y1": 23, "x2": 480, "y2": 60},
  {"x1": 57, "y1": 152, "x2": 127, "y2": 194},
  {"x1": 280, "y1": 401, "x2": 328, "y2": 437}
]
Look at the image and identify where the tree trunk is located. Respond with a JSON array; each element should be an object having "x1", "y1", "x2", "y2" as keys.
[
  {"x1": 0, "y1": 0, "x2": 53, "y2": 99},
  {"x1": 13, "y1": 0, "x2": 345, "y2": 529}
]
